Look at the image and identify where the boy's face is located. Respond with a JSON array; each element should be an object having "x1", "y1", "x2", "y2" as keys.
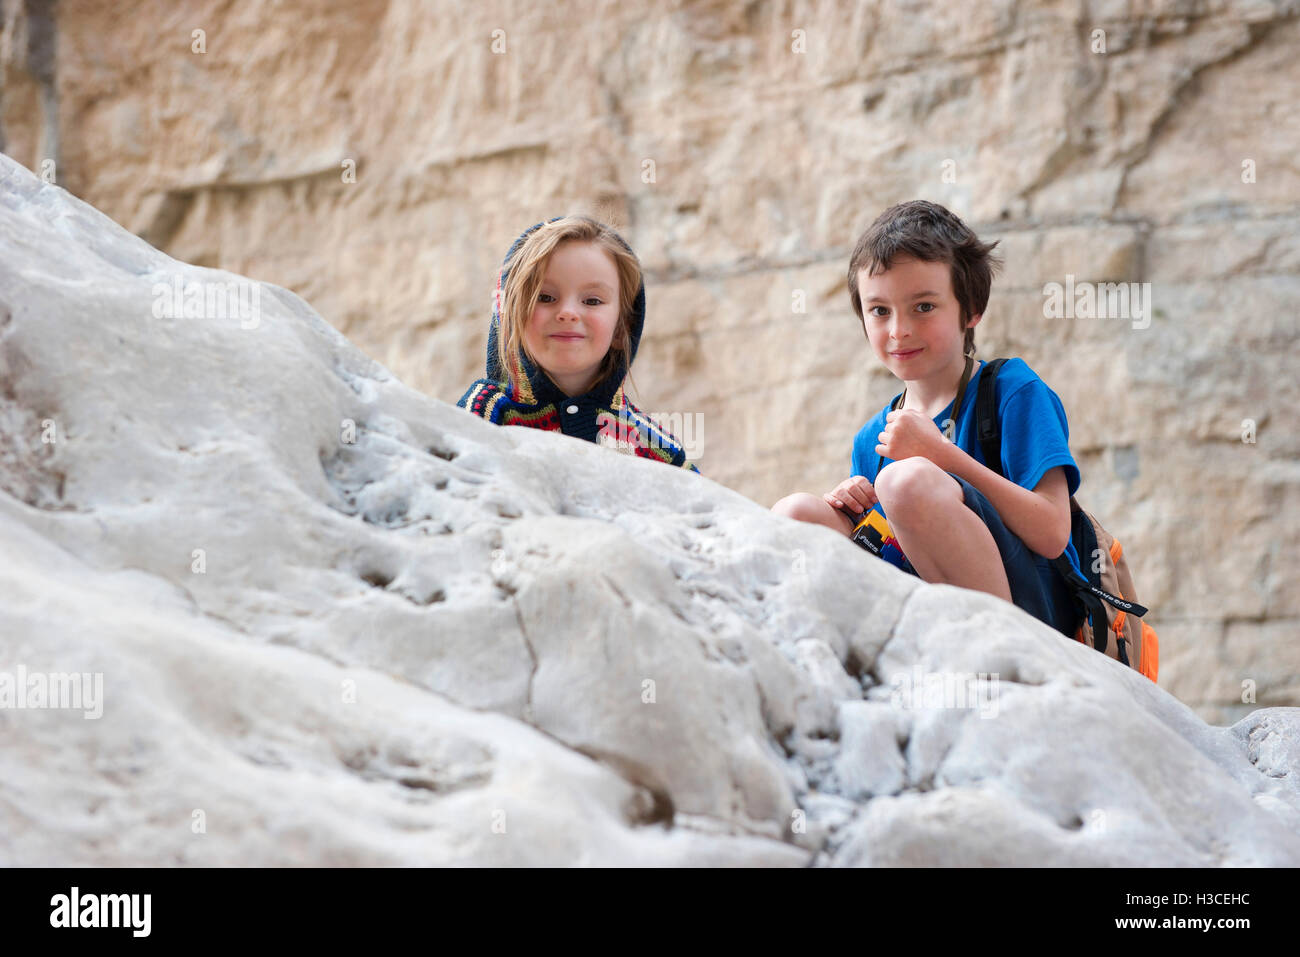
[{"x1": 857, "y1": 255, "x2": 977, "y2": 381}]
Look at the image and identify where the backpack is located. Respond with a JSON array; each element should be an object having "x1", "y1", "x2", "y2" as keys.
[{"x1": 974, "y1": 359, "x2": 1159, "y2": 683}]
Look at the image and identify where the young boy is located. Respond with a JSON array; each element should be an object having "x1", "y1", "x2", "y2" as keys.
[{"x1": 773, "y1": 200, "x2": 1083, "y2": 637}]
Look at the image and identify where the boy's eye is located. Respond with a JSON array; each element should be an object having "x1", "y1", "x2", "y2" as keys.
[
  {"x1": 915, "y1": 302, "x2": 935, "y2": 314},
  {"x1": 869, "y1": 306, "x2": 890, "y2": 318}
]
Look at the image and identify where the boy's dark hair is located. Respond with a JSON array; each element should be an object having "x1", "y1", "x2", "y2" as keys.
[{"x1": 847, "y1": 200, "x2": 1002, "y2": 357}]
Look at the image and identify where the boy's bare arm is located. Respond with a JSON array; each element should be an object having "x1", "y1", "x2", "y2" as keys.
[{"x1": 877, "y1": 409, "x2": 1072, "y2": 559}]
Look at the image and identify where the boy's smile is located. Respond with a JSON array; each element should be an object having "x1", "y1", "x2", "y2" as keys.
[{"x1": 857, "y1": 255, "x2": 982, "y2": 413}]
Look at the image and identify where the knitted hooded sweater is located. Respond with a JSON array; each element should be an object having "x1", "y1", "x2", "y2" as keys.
[{"x1": 457, "y1": 219, "x2": 700, "y2": 473}]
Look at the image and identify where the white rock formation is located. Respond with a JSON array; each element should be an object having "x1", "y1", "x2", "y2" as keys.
[
  {"x1": 1, "y1": 153, "x2": 1297, "y2": 865},
  {"x1": 5, "y1": 0, "x2": 1297, "y2": 731}
]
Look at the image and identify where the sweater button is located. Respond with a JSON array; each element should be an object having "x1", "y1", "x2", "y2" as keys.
[{"x1": 566, "y1": 404, "x2": 579, "y2": 414}]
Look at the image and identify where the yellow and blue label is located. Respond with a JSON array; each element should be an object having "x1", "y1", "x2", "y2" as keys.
[{"x1": 851, "y1": 507, "x2": 910, "y2": 571}]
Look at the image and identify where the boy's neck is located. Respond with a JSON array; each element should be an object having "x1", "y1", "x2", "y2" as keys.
[{"x1": 901, "y1": 354, "x2": 972, "y2": 419}]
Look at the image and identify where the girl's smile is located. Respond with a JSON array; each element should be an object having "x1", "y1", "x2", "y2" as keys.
[{"x1": 523, "y1": 241, "x2": 620, "y2": 397}]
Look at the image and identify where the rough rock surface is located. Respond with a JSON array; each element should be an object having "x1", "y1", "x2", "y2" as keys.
[
  {"x1": 3, "y1": 0, "x2": 1296, "y2": 724},
  {"x1": 2, "y1": 155, "x2": 1298, "y2": 865}
]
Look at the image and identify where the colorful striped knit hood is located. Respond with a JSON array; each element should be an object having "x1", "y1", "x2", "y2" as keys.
[{"x1": 457, "y1": 218, "x2": 700, "y2": 472}]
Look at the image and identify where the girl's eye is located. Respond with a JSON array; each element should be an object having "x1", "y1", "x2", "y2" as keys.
[
  {"x1": 538, "y1": 294, "x2": 603, "y2": 306},
  {"x1": 915, "y1": 302, "x2": 935, "y2": 314}
]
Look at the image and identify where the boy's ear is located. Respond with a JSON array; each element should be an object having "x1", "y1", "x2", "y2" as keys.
[{"x1": 965, "y1": 311, "x2": 985, "y2": 330}]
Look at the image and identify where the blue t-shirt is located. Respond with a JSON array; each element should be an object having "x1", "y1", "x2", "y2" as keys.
[{"x1": 851, "y1": 358, "x2": 1083, "y2": 578}]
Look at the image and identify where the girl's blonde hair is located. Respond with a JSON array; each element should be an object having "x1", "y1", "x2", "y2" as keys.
[{"x1": 496, "y1": 216, "x2": 641, "y2": 395}]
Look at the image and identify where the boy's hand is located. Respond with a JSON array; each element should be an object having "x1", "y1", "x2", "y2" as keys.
[
  {"x1": 876, "y1": 408, "x2": 951, "y2": 464},
  {"x1": 824, "y1": 476, "x2": 877, "y2": 517}
]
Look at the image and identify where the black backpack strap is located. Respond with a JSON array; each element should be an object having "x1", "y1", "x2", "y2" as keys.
[
  {"x1": 1051, "y1": 515, "x2": 1149, "y2": 657},
  {"x1": 1052, "y1": 553, "x2": 1109, "y2": 656},
  {"x1": 976, "y1": 357, "x2": 1008, "y2": 476},
  {"x1": 1083, "y1": 586, "x2": 1112, "y2": 657}
]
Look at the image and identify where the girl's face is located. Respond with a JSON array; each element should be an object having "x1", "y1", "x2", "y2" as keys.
[{"x1": 523, "y1": 241, "x2": 621, "y2": 397}]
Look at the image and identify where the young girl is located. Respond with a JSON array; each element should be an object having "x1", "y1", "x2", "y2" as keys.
[{"x1": 458, "y1": 216, "x2": 698, "y2": 472}]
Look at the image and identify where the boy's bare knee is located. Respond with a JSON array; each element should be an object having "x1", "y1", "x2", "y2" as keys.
[
  {"x1": 772, "y1": 492, "x2": 852, "y2": 535},
  {"x1": 772, "y1": 492, "x2": 823, "y2": 522},
  {"x1": 876, "y1": 459, "x2": 960, "y2": 517}
]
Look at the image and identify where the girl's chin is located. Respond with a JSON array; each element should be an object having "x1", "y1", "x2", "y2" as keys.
[{"x1": 544, "y1": 359, "x2": 598, "y2": 376}]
